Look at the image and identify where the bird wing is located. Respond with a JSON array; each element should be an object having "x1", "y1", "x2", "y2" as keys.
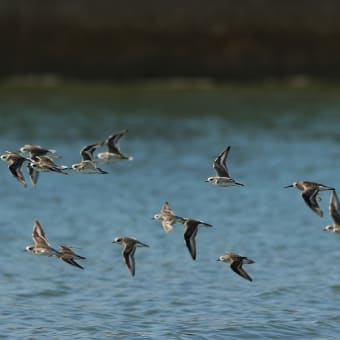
[
  {"x1": 61, "y1": 257, "x2": 84, "y2": 269},
  {"x1": 184, "y1": 221, "x2": 198, "y2": 260},
  {"x1": 80, "y1": 142, "x2": 103, "y2": 161},
  {"x1": 230, "y1": 260, "x2": 252, "y2": 281},
  {"x1": 32, "y1": 221, "x2": 51, "y2": 248},
  {"x1": 162, "y1": 219, "x2": 174, "y2": 233},
  {"x1": 27, "y1": 165, "x2": 39, "y2": 186},
  {"x1": 59, "y1": 245, "x2": 86, "y2": 259},
  {"x1": 161, "y1": 202, "x2": 175, "y2": 216},
  {"x1": 302, "y1": 189, "x2": 323, "y2": 217},
  {"x1": 106, "y1": 129, "x2": 128, "y2": 155},
  {"x1": 123, "y1": 242, "x2": 136, "y2": 276},
  {"x1": 329, "y1": 190, "x2": 340, "y2": 224},
  {"x1": 9, "y1": 160, "x2": 27, "y2": 187},
  {"x1": 213, "y1": 147, "x2": 230, "y2": 177}
]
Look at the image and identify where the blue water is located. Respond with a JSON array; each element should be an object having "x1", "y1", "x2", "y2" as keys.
[{"x1": 1, "y1": 82, "x2": 340, "y2": 338}]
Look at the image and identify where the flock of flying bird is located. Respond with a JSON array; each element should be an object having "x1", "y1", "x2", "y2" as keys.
[{"x1": 1, "y1": 129, "x2": 339, "y2": 281}]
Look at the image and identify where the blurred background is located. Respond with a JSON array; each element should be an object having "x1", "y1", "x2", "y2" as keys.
[{"x1": 2, "y1": 0, "x2": 340, "y2": 82}]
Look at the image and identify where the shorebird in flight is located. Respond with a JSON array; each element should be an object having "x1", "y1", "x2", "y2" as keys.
[
  {"x1": 20, "y1": 144, "x2": 58, "y2": 159},
  {"x1": 182, "y1": 218, "x2": 212, "y2": 260},
  {"x1": 57, "y1": 245, "x2": 86, "y2": 269},
  {"x1": 1, "y1": 151, "x2": 30, "y2": 187},
  {"x1": 25, "y1": 220, "x2": 60, "y2": 257},
  {"x1": 113, "y1": 236, "x2": 149, "y2": 276},
  {"x1": 72, "y1": 142, "x2": 107, "y2": 174},
  {"x1": 153, "y1": 201, "x2": 185, "y2": 233},
  {"x1": 217, "y1": 252, "x2": 255, "y2": 281},
  {"x1": 97, "y1": 129, "x2": 133, "y2": 161},
  {"x1": 206, "y1": 146, "x2": 244, "y2": 187},
  {"x1": 29, "y1": 155, "x2": 68, "y2": 175},
  {"x1": 284, "y1": 181, "x2": 334, "y2": 217}
]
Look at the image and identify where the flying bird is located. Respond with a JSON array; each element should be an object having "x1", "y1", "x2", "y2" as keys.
[
  {"x1": 206, "y1": 146, "x2": 244, "y2": 187},
  {"x1": 113, "y1": 236, "x2": 149, "y2": 276},
  {"x1": 20, "y1": 144, "x2": 58, "y2": 159},
  {"x1": 25, "y1": 220, "x2": 60, "y2": 257},
  {"x1": 183, "y1": 218, "x2": 212, "y2": 260},
  {"x1": 97, "y1": 129, "x2": 133, "y2": 161},
  {"x1": 72, "y1": 142, "x2": 107, "y2": 174},
  {"x1": 29, "y1": 156, "x2": 68, "y2": 175},
  {"x1": 217, "y1": 252, "x2": 255, "y2": 281},
  {"x1": 1, "y1": 151, "x2": 30, "y2": 187},
  {"x1": 284, "y1": 181, "x2": 334, "y2": 217},
  {"x1": 57, "y1": 245, "x2": 86, "y2": 269},
  {"x1": 153, "y1": 201, "x2": 185, "y2": 232}
]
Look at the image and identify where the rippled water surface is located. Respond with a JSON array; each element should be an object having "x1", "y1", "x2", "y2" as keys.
[{"x1": 1, "y1": 82, "x2": 340, "y2": 339}]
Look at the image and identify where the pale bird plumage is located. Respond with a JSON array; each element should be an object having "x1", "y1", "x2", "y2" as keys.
[
  {"x1": 153, "y1": 201, "x2": 185, "y2": 232},
  {"x1": 25, "y1": 220, "x2": 60, "y2": 257}
]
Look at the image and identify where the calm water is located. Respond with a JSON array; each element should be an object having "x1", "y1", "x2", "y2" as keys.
[{"x1": 1, "y1": 82, "x2": 340, "y2": 339}]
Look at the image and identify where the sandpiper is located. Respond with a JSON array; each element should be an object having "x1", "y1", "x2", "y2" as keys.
[
  {"x1": 21, "y1": 144, "x2": 60, "y2": 185},
  {"x1": 25, "y1": 220, "x2": 60, "y2": 257},
  {"x1": 182, "y1": 218, "x2": 212, "y2": 260},
  {"x1": 1, "y1": 151, "x2": 30, "y2": 187},
  {"x1": 284, "y1": 181, "x2": 334, "y2": 217},
  {"x1": 206, "y1": 146, "x2": 244, "y2": 187},
  {"x1": 72, "y1": 142, "x2": 107, "y2": 174},
  {"x1": 97, "y1": 129, "x2": 133, "y2": 161},
  {"x1": 57, "y1": 245, "x2": 86, "y2": 269},
  {"x1": 217, "y1": 252, "x2": 255, "y2": 281},
  {"x1": 29, "y1": 155, "x2": 68, "y2": 175},
  {"x1": 20, "y1": 144, "x2": 58, "y2": 159},
  {"x1": 113, "y1": 236, "x2": 149, "y2": 276},
  {"x1": 324, "y1": 190, "x2": 340, "y2": 232},
  {"x1": 153, "y1": 201, "x2": 185, "y2": 233}
]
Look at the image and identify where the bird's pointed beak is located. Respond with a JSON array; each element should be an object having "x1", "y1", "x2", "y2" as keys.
[
  {"x1": 284, "y1": 185, "x2": 293, "y2": 188},
  {"x1": 235, "y1": 182, "x2": 245, "y2": 186}
]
